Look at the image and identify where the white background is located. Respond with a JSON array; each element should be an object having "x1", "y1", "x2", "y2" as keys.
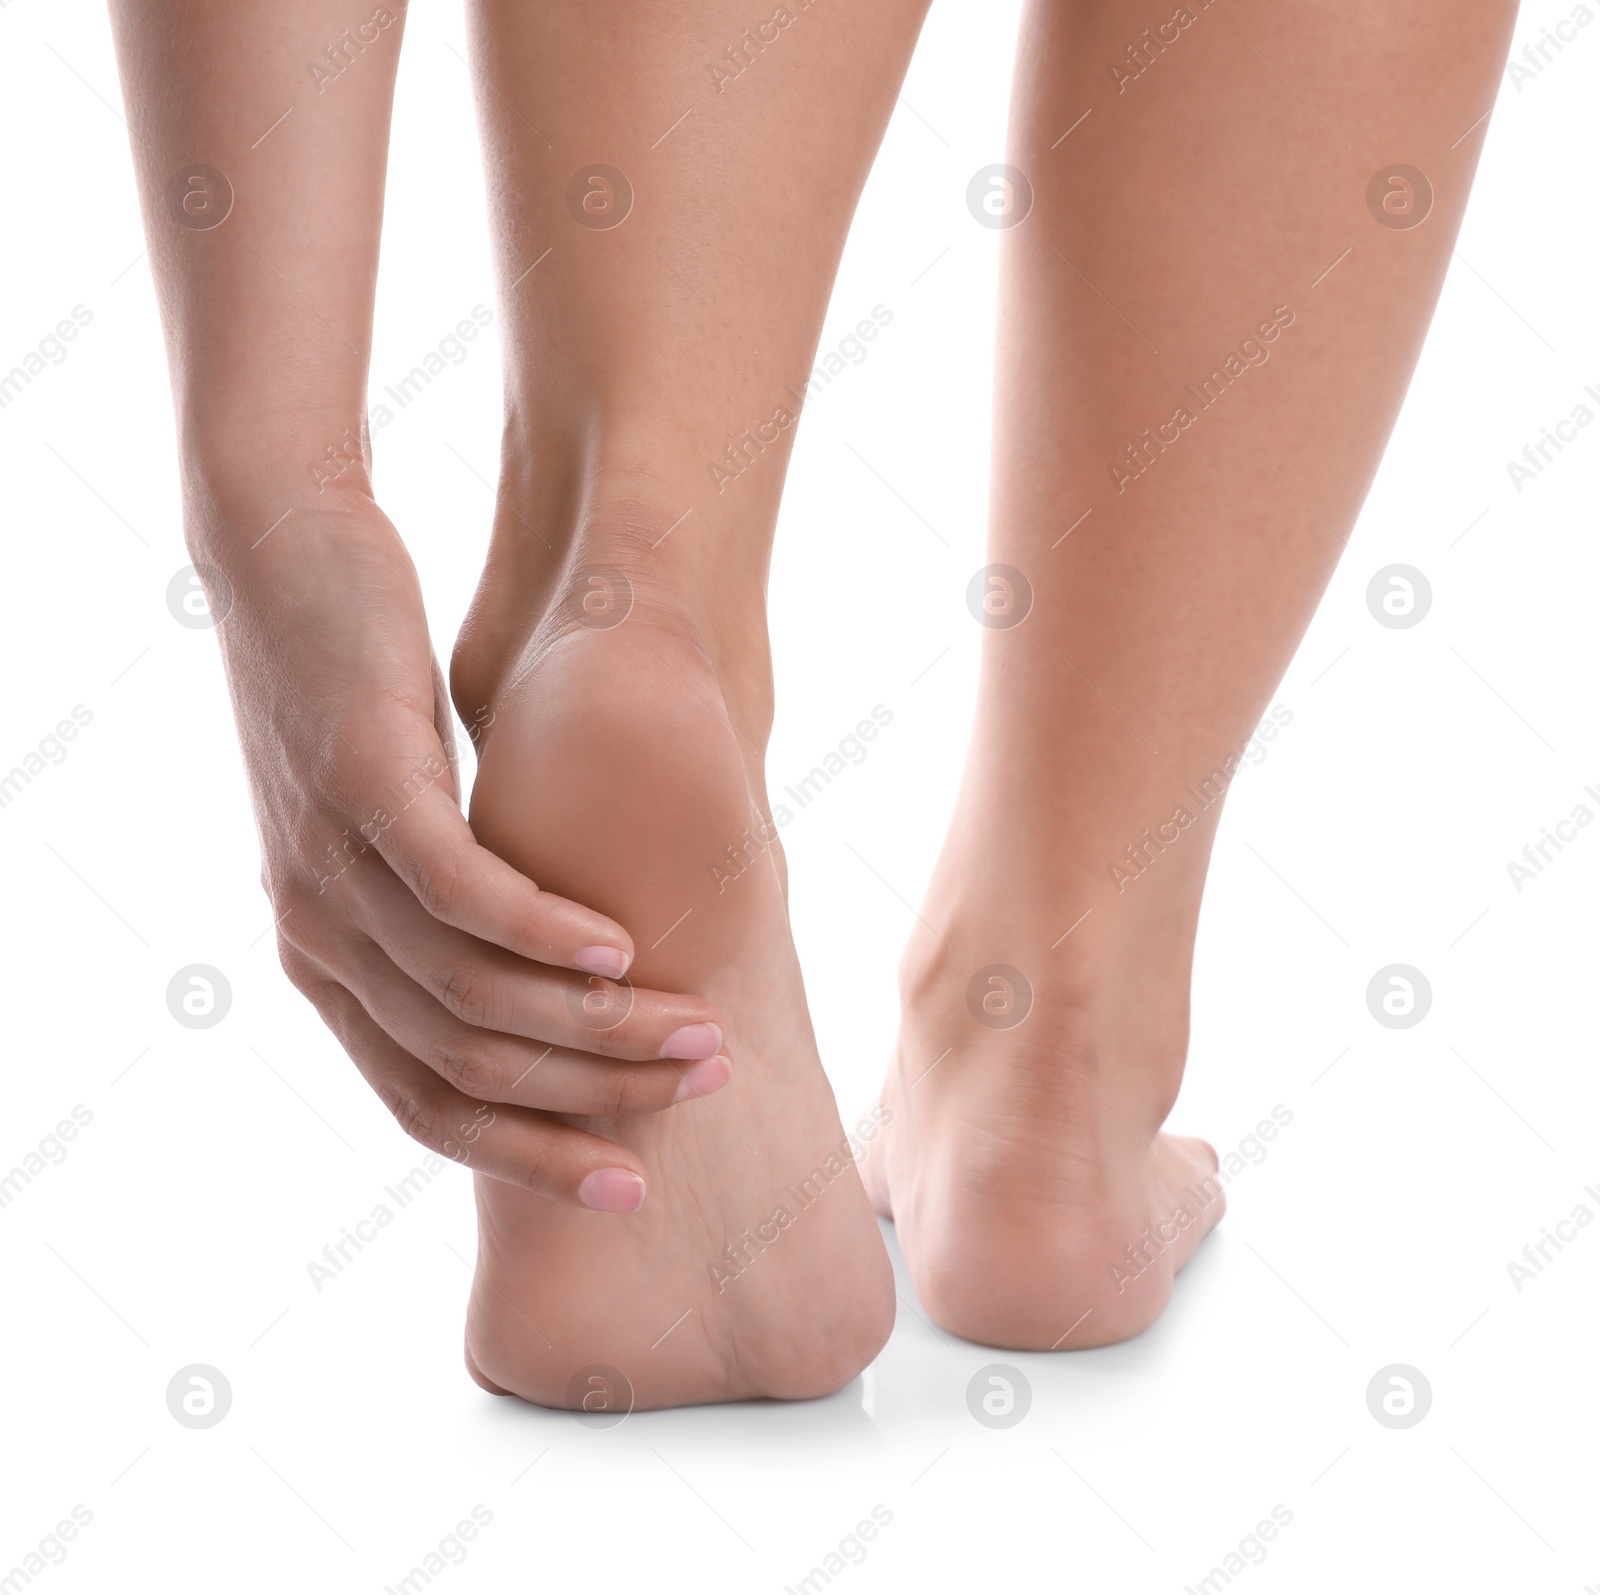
[{"x1": 3, "y1": 0, "x2": 1598, "y2": 1590}]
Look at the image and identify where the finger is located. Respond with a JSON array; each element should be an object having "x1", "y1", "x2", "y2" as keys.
[
  {"x1": 427, "y1": 650, "x2": 461, "y2": 792},
  {"x1": 335, "y1": 932, "x2": 732, "y2": 1114},
  {"x1": 348, "y1": 860, "x2": 725, "y2": 1062},
  {"x1": 293, "y1": 958, "x2": 652, "y2": 1209},
  {"x1": 369, "y1": 780, "x2": 637, "y2": 980}
]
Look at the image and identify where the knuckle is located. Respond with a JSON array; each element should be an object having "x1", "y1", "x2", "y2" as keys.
[
  {"x1": 385, "y1": 1088, "x2": 451, "y2": 1156},
  {"x1": 275, "y1": 917, "x2": 322, "y2": 965},
  {"x1": 436, "y1": 963, "x2": 495, "y2": 1028},
  {"x1": 275, "y1": 937, "x2": 324, "y2": 994},
  {"x1": 508, "y1": 1143, "x2": 553, "y2": 1194},
  {"x1": 273, "y1": 887, "x2": 339, "y2": 960},
  {"x1": 430, "y1": 1041, "x2": 498, "y2": 1099},
  {"x1": 587, "y1": 1071, "x2": 637, "y2": 1118},
  {"x1": 410, "y1": 850, "x2": 463, "y2": 921}
]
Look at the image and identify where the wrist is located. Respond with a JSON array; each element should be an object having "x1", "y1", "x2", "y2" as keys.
[
  {"x1": 177, "y1": 384, "x2": 373, "y2": 495},
  {"x1": 181, "y1": 471, "x2": 389, "y2": 576},
  {"x1": 177, "y1": 409, "x2": 379, "y2": 558}
]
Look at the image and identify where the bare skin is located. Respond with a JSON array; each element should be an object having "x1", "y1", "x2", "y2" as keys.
[
  {"x1": 449, "y1": 0, "x2": 933, "y2": 1405},
  {"x1": 107, "y1": 2, "x2": 735, "y2": 1211},
  {"x1": 458, "y1": 607, "x2": 896, "y2": 1404},
  {"x1": 861, "y1": 0, "x2": 1521, "y2": 1348},
  {"x1": 109, "y1": 0, "x2": 927, "y2": 1409},
  {"x1": 110, "y1": 0, "x2": 1521, "y2": 1404}
]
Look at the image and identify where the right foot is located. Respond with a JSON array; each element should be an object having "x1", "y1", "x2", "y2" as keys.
[
  {"x1": 451, "y1": 516, "x2": 895, "y2": 1409},
  {"x1": 861, "y1": 841, "x2": 1225, "y2": 1351}
]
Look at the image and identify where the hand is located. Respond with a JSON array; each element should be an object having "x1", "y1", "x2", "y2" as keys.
[{"x1": 199, "y1": 489, "x2": 728, "y2": 1211}]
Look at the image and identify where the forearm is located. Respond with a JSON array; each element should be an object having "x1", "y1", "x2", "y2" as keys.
[{"x1": 108, "y1": 0, "x2": 406, "y2": 528}]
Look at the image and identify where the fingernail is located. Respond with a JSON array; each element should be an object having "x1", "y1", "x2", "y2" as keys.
[
  {"x1": 577, "y1": 1168, "x2": 646, "y2": 1214},
  {"x1": 660, "y1": 1022, "x2": 723, "y2": 1061},
  {"x1": 575, "y1": 946, "x2": 629, "y2": 980},
  {"x1": 673, "y1": 1055, "x2": 731, "y2": 1104}
]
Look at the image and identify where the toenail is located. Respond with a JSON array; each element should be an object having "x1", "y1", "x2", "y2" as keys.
[
  {"x1": 673, "y1": 1055, "x2": 731, "y2": 1104},
  {"x1": 660, "y1": 1022, "x2": 722, "y2": 1060},
  {"x1": 577, "y1": 1168, "x2": 646, "y2": 1214},
  {"x1": 575, "y1": 946, "x2": 630, "y2": 980}
]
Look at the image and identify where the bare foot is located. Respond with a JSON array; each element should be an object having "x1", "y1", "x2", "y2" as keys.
[
  {"x1": 451, "y1": 537, "x2": 895, "y2": 1409},
  {"x1": 861, "y1": 848, "x2": 1224, "y2": 1351}
]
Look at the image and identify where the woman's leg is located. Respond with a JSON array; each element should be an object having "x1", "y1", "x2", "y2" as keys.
[
  {"x1": 450, "y1": 0, "x2": 932, "y2": 1406},
  {"x1": 866, "y1": 0, "x2": 1519, "y2": 1347}
]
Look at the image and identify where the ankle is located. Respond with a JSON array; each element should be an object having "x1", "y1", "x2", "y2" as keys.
[
  {"x1": 490, "y1": 434, "x2": 779, "y2": 609},
  {"x1": 452, "y1": 481, "x2": 776, "y2": 754},
  {"x1": 896, "y1": 884, "x2": 1195, "y2": 1125}
]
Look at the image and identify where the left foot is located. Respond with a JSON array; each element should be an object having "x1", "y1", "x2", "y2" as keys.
[{"x1": 451, "y1": 513, "x2": 896, "y2": 1409}]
